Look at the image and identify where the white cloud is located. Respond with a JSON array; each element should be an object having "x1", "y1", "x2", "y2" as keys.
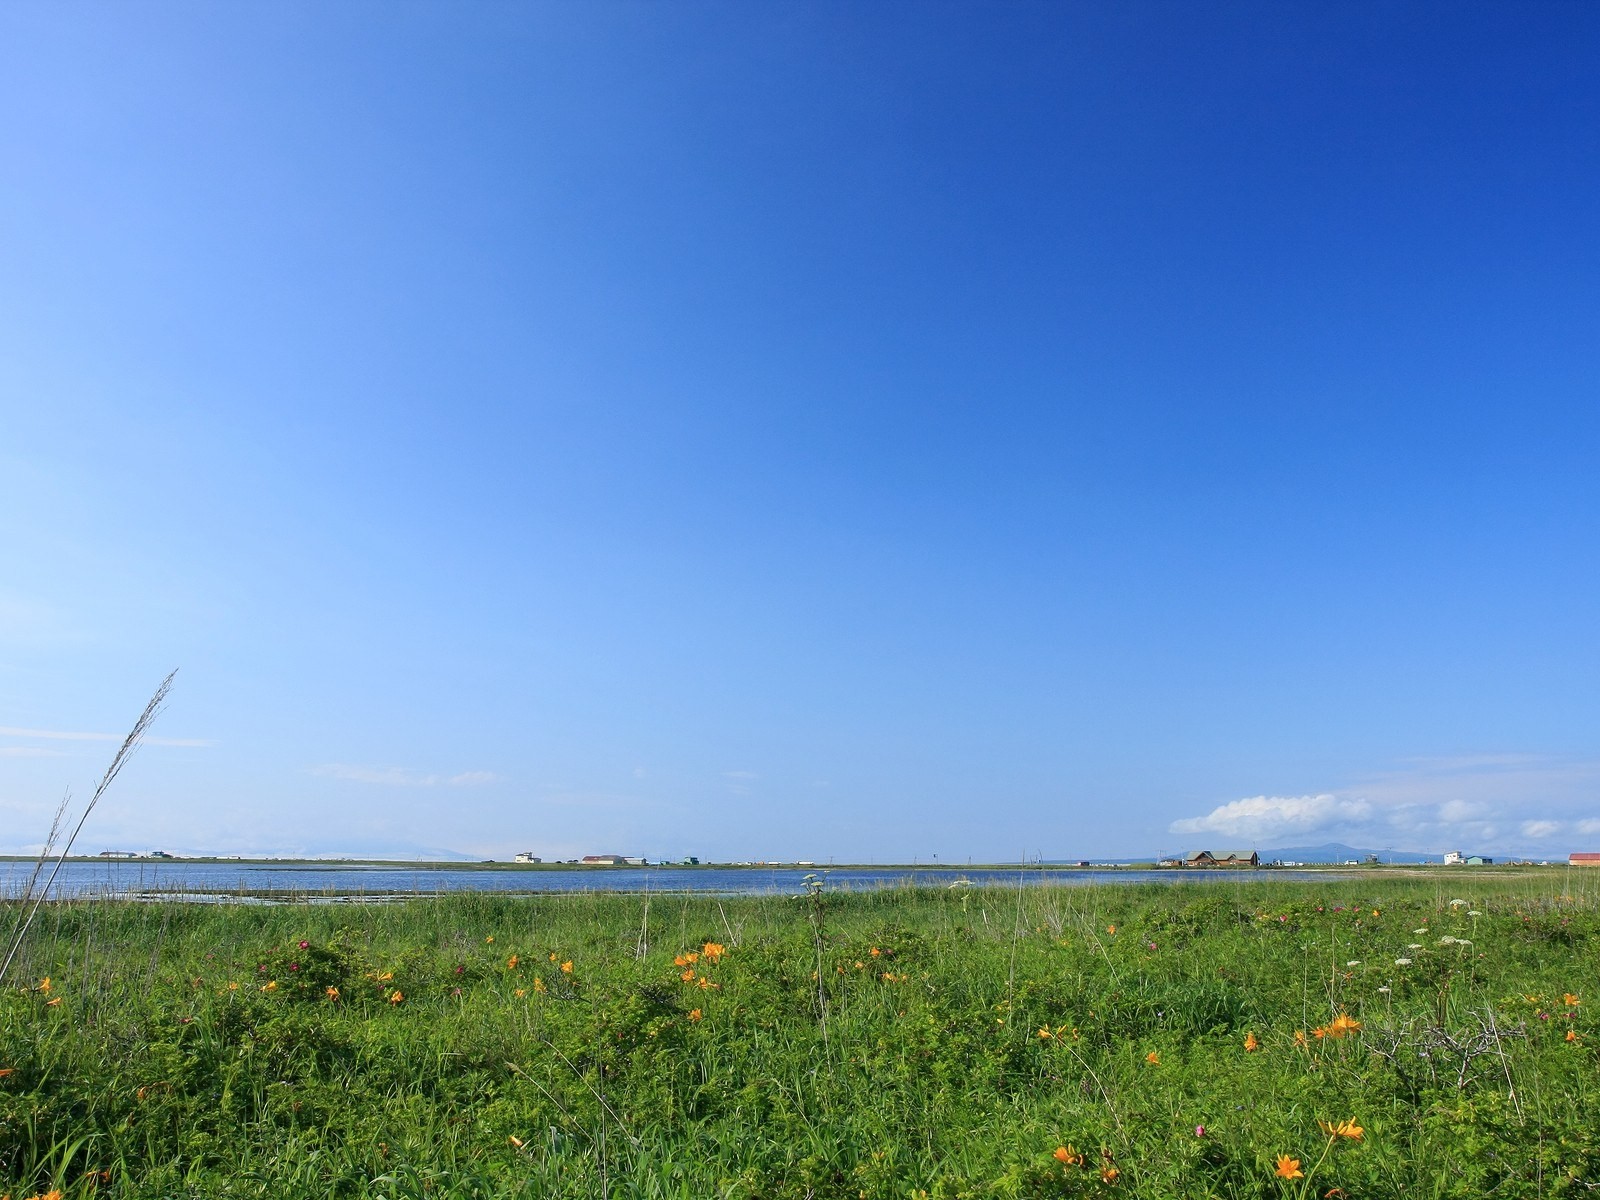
[
  {"x1": 1170, "y1": 794, "x2": 1370, "y2": 841},
  {"x1": 0, "y1": 725, "x2": 212, "y2": 748},
  {"x1": 1438, "y1": 799, "x2": 1486, "y2": 823},
  {"x1": 1169, "y1": 752, "x2": 1600, "y2": 856},
  {"x1": 309, "y1": 764, "x2": 499, "y2": 787}
]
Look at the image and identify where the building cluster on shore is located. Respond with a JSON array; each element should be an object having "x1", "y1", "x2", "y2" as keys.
[
  {"x1": 512, "y1": 852, "x2": 703, "y2": 866},
  {"x1": 1156, "y1": 849, "x2": 1261, "y2": 868},
  {"x1": 1154, "y1": 848, "x2": 1600, "y2": 868}
]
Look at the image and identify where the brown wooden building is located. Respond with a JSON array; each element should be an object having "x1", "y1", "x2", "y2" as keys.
[{"x1": 1182, "y1": 849, "x2": 1260, "y2": 868}]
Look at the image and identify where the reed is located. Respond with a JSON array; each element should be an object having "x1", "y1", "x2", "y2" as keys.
[{"x1": 0, "y1": 673, "x2": 175, "y2": 988}]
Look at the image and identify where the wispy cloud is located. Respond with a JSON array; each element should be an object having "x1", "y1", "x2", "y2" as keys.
[
  {"x1": 309, "y1": 764, "x2": 500, "y2": 787},
  {"x1": 1354, "y1": 754, "x2": 1600, "y2": 808},
  {"x1": 1170, "y1": 754, "x2": 1600, "y2": 853},
  {"x1": 0, "y1": 746, "x2": 67, "y2": 758},
  {"x1": 0, "y1": 725, "x2": 213, "y2": 748},
  {"x1": 722, "y1": 769, "x2": 758, "y2": 796},
  {"x1": 536, "y1": 788, "x2": 658, "y2": 811},
  {"x1": 1397, "y1": 753, "x2": 1548, "y2": 773}
]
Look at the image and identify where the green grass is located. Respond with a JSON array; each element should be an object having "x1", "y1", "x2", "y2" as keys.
[{"x1": 3, "y1": 872, "x2": 1599, "y2": 1198}]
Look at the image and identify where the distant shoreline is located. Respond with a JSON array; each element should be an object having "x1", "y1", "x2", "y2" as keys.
[{"x1": 0, "y1": 855, "x2": 1546, "y2": 875}]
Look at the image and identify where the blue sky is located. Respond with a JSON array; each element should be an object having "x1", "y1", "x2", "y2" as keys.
[{"x1": 2, "y1": 2, "x2": 1597, "y2": 861}]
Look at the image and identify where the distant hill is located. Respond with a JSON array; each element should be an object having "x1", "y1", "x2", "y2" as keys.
[
  {"x1": 1139, "y1": 842, "x2": 1438, "y2": 864},
  {"x1": 1259, "y1": 842, "x2": 1437, "y2": 864}
]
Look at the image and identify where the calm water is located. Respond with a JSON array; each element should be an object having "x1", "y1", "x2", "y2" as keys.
[{"x1": 0, "y1": 859, "x2": 1325, "y2": 901}]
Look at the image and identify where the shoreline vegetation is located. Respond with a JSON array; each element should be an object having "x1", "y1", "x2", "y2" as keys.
[{"x1": 4, "y1": 875, "x2": 1598, "y2": 1197}]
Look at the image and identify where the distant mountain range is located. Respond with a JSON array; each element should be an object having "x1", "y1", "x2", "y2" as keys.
[
  {"x1": 1137, "y1": 842, "x2": 1442, "y2": 864},
  {"x1": 1258, "y1": 842, "x2": 1438, "y2": 864}
]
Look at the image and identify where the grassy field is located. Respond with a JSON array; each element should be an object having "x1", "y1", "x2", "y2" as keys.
[{"x1": 2, "y1": 872, "x2": 1598, "y2": 1198}]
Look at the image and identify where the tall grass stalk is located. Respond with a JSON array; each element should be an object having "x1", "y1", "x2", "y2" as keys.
[{"x1": 0, "y1": 671, "x2": 175, "y2": 986}]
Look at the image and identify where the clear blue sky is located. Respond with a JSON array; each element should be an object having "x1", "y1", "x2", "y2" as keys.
[{"x1": 2, "y1": 2, "x2": 1597, "y2": 861}]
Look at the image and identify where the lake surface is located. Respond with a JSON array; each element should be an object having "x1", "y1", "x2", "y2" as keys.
[{"x1": 0, "y1": 859, "x2": 1331, "y2": 901}]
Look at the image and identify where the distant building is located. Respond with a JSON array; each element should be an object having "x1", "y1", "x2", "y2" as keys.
[
  {"x1": 1570, "y1": 853, "x2": 1600, "y2": 867},
  {"x1": 580, "y1": 854, "x2": 626, "y2": 865},
  {"x1": 1466, "y1": 855, "x2": 1493, "y2": 865},
  {"x1": 1443, "y1": 851, "x2": 1464, "y2": 865},
  {"x1": 513, "y1": 852, "x2": 542, "y2": 864},
  {"x1": 1180, "y1": 849, "x2": 1259, "y2": 868}
]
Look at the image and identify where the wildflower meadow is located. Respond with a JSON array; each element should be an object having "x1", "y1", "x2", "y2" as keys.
[{"x1": 2, "y1": 872, "x2": 1597, "y2": 1198}]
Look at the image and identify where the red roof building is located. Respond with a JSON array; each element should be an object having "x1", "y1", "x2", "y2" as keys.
[{"x1": 1569, "y1": 853, "x2": 1600, "y2": 866}]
